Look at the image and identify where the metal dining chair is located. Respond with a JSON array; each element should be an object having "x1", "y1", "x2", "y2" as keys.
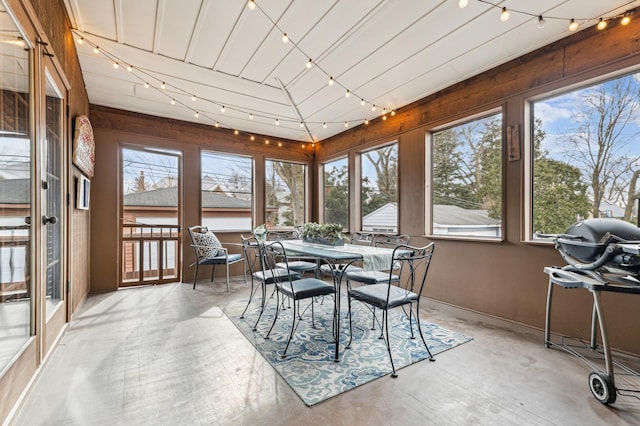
[
  {"x1": 318, "y1": 231, "x2": 374, "y2": 278},
  {"x1": 239, "y1": 235, "x2": 301, "y2": 330},
  {"x1": 267, "y1": 230, "x2": 319, "y2": 276},
  {"x1": 346, "y1": 242, "x2": 436, "y2": 377},
  {"x1": 261, "y1": 241, "x2": 338, "y2": 359},
  {"x1": 187, "y1": 226, "x2": 244, "y2": 291}
]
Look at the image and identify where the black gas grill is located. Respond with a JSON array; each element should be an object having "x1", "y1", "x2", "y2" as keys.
[{"x1": 544, "y1": 218, "x2": 640, "y2": 404}]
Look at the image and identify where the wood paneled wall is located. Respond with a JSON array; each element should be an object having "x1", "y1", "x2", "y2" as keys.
[
  {"x1": 89, "y1": 106, "x2": 314, "y2": 293},
  {"x1": 315, "y1": 8, "x2": 640, "y2": 356}
]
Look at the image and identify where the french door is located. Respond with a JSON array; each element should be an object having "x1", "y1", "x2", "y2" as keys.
[{"x1": 40, "y1": 61, "x2": 67, "y2": 355}]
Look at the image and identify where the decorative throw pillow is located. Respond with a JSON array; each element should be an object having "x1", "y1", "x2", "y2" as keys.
[{"x1": 193, "y1": 231, "x2": 224, "y2": 259}]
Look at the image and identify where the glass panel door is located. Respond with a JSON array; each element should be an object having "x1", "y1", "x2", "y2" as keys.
[
  {"x1": 43, "y1": 70, "x2": 64, "y2": 321},
  {"x1": 0, "y1": 3, "x2": 32, "y2": 371},
  {"x1": 121, "y1": 147, "x2": 181, "y2": 287}
]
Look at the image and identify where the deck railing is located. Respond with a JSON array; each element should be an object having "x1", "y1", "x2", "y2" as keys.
[
  {"x1": 0, "y1": 225, "x2": 30, "y2": 302},
  {"x1": 121, "y1": 224, "x2": 180, "y2": 286}
]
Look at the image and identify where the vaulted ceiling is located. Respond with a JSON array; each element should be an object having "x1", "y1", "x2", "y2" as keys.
[{"x1": 63, "y1": 0, "x2": 639, "y2": 143}]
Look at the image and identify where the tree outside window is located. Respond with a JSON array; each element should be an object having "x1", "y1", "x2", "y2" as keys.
[
  {"x1": 265, "y1": 160, "x2": 305, "y2": 227},
  {"x1": 323, "y1": 158, "x2": 348, "y2": 228},
  {"x1": 431, "y1": 113, "x2": 503, "y2": 238},
  {"x1": 361, "y1": 144, "x2": 398, "y2": 232},
  {"x1": 531, "y1": 72, "x2": 640, "y2": 236}
]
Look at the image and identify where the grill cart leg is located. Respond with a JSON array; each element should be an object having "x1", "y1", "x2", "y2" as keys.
[
  {"x1": 544, "y1": 278, "x2": 554, "y2": 348},
  {"x1": 589, "y1": 290, "x2": 617, "y2": 404}
]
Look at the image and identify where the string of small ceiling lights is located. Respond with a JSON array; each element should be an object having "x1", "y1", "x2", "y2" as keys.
[
  {"x1": 463, "y1": 0, "x2": 633, "y2": 31},
  {"x1": 73, "y1": 0, "x2": 635, "y2": 148}
]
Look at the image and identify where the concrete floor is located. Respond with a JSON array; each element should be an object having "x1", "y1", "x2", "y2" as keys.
[{"x1": 9, "y1": 277, "x2": 640, "y2": 425}]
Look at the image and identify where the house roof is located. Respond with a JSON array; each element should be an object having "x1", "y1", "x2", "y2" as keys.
[
  {"x1": 124, "y1": 187, "x2": 251, "y2": 209},
  {"x1": 362, "y1": 202, "x2": 501, "y2": 227}
]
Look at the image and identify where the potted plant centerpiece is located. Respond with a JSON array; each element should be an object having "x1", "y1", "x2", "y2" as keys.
[{"x1": 300, "y1": 222, "x2": 345, "y2": 246}]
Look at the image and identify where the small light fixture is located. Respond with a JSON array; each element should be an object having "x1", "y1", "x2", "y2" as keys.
[
  {"x1": 144, "y1": 82, "x2": 149, "y2": 88},
  {"x1": 93, "y1": 46, "x2": 100, "y2": 54},
  {"x1": 221, "y1": 105, "x2": 226, "y2": 112},
  {"x1": 621, "y1": 15, "x2": 631, "y2": 26},
  {"x1": 328, "y1": 76, "x2": 334, "y2": 86},
  {"x1": 597, "y1": 18, "x2": 607, "y2": 31},
  {"x1": 500, "y1": 7, "x2": 510, "y2": 23},
  {"x1": 537, "y1": 15, "x2": 546, "y2": 29},
  {"x1": 299, "y1": 121, "x2": 304, "y2": 127},
  {"x1": 265, "y1": 139, "x2": 270, "y2": 145},
  {"x1": 249, "y1": 113, "x2": 254, "y2": 120},
  {"x1": 214, "y1": 121, "x2": 220, "y2": 127},
  {"x1": 382, "y1": 115, "x2": 387, "y2": 121},
  {"x1": 194, "y1": 111, "x2": 199, "y2": 118},
  {"x1": 161, "y1": 82, "x2": 166, "y2": 89},
  {"x1": 345, "y1": 90, "x2": 350, "y2": 98},
  {"x1": 364, "y1": 118, "x2": 369, "y2": 125},
  {"x1": 391, "y1": 110, "x2": 396, "y2": 116},
  {"x1": 170, "y1": 98, "x2": 176, "y2": 105},
  {"x1": 126, "y1": 65, "x2": 133, "y2": 72},
  {"x1": 234, "y1": 130, "x2": 239, "y2": 135},
  {"x1": 458, "y1": 0, "x2": 468, "y2": 9},
  {"x1": 192, "y1": 95, "x2": 197, "y2": 101},
  {"x1": 569, "y1": 18, "x2": 579, "y2": 31},
  {"x1": 251, "y1": 135, "x2": 255, "y2": 141},
  {"x1": 113, "y1": 62, "x2": 119, "y2": 69},
  {"x1": 282, "y1": 33, "x2": 289, "y2": 43},
  {"x1": 382, "y1": 108, "x2": 387, "y2": 114},
  {"x1": 360, "y1": 98, "x2": 365, "y2": 106},
  {"x1": 247, "y1": 0, "x2": 256, "y2": 10},
  {"x1": 323, "y1": 122, "x2": 327, "y2": 128},
  {"x1": 301, "y1": 144, "x2": 305, "y2": 149},
  {"x1": 76, "y1": 36, "x2": 84, "y2": 45},
  {"x1": 306, "y1": 58, "x2": 313, "y2": 69},
  {"x1": 278, "y1": 142, "x2": 282, "y2": 147},
  {"x1": 371, "y1": 105, "x2": 376, "y2": 112},
  {"x1": 344, "y1": 121, "x2": 348, "y2": 127},
  {"x1": 275, "y1": 118, "x2": 280, "y2": 125}
]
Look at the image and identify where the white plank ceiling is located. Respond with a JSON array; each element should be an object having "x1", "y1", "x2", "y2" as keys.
[{"x1": 62, "y1": 0, "x2": 640, "y2": 143}]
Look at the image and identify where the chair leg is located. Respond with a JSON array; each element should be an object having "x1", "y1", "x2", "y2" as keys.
[
  {"x1": 281, "y1": 296, "x2": 297, "y2": 359},
  {"x1": 265, "y1": 290, "x2": 282, "y2": 339},
  {"x1": 193, "y1": 263, "x2": 199, "y2": 289},
  {"x1": 252, "y1": 282, "x2": 268, "y2": 331},
  {"x1": 211, "y1": 264, "x2": 216, "y2": 282},
  {"x1": 346, "y1": 295, "x2": 354, "y2": 349},
  {"x1": 414, "y1": 303, "x2": 435, "y2": 362},
  {"x1": 383, "y1": 308, "x2": 398, "y2": 378},
  {"x1": 240, "y1": 276, "x2": 257, "y2": 319},
  {"x1": 225, "y1": 262, "x2": 230, "y2": 292}
]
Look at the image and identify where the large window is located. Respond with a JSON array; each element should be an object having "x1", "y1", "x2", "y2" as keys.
[
  {"x1": 265, "y1": 160, "x2": 306, "y2": 228},
  {"x1": 530, "y1": 72, "x2": 640, "y2": 237},
  {"x1": 430, "y1": 112, "x2": 503, "y2": 238},
  {"x1": 201, "y1": 151, "x2": 253, "y2": 231},
  {"x1": 361, "y1": 143, "x2": 398, "y2": 232},
  {"x1": 323, "y1": 158, "x2": 348, "y2": 228}
]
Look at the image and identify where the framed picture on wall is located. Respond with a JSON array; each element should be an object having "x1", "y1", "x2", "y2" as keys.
[
  {"x1": 76, "y1": 174, "x2": 90, "y2": 210},
  {"x1": 72, "y1": 115, "x2": 95, "y2": 178}
]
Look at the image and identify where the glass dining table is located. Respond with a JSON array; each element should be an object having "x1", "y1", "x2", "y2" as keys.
[{"x1": 278, "y1": 239, "x2": 398, "y2": 362}]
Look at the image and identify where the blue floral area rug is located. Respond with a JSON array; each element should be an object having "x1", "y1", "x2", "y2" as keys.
[{"x1": 224, "y1": 295, "x2": 472, "y2": 406}]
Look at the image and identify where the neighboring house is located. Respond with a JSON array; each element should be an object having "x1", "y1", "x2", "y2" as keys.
[
  {"x1": 362, "y1": 202, "x2": 501, "y2": 237},
  {"x1": 362, "y1": 203, "x2": 398, "y2": 232},
  {"x1": 123, "y1": 187, "x2": 276, "y2": 230},
  {"x1": 432, "y1": 205, "x2": 501, "y2": 237},
  {"x1": 599, "y1": 200, "x2": 626, "y2": 219}
]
